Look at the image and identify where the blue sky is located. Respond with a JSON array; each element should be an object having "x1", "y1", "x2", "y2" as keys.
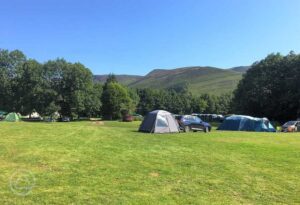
[{"x1": 1, "y1": 0, "x2": 300, "y2": 75}]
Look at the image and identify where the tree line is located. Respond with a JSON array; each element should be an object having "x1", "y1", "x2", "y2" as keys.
[
  {"x1": 136, "y1": 88, "x2": 232, "y2": 116},
  {"x1": 233, "y1": 52, "x2": 300, "y2": 122},
  {"x1": 0, "y1": 49, "x2": 102, "y2": 119},
  {"x1": 1, "y1": 48, "x2": 298, "y2": 122},
  {"x1": 0, "y1": 49, "x2": 232, "y2": 119}
]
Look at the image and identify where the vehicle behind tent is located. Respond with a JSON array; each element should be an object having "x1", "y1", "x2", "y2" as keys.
[
  {"x1": 0, "y1": 111, "x2": 7, "y2": 120},
  {"x1": 0, "y1": 110, "x2": 7, "y2": 116},
  {"x1": 217, "y1": 115, "x2": 276, "y2": 132},
  {"x1": 139, "y1": 110, "x2": 179, "y2": 133},
  {"x1": 4, "y1": 112, "x2": 21, "y2": 122}
]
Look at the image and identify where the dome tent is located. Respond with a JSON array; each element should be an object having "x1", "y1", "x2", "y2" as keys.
[
  {"x1": 217, "y1": 115, "x2": 276, "y2": 132},
  {"x1": 4, "y1": 112, "x2": 20, "y2": 122},
  {"x1": 139, "y1": 110, "x2": 180, "y2": 133}
]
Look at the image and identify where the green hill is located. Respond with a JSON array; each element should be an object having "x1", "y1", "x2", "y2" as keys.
[
  {"x1": 93, "y1": 75, "x2": 143, "y2": 85},
  {"x1": 230, "y1": 66, "x2": 250, "y2": 73},
  {"x1": 94, "y1": 66, "x2": 246, "y2": 95},
  {"x1": 129, "y1": 66, "x2": 243, "y2": 95}
]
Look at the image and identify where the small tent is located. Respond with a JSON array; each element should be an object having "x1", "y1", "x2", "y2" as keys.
[
  {"x1": 217, "y1": 115, "x2": 275, "y2": 132},
  {"x1": 24, "y1": 112, "x2": 41, "y2": 119},
  {"x1": 4, "y1": 112, "x2": 20, "y2": 122},
  {"x1": 139, "y1": 110, "x2": 179, "y2": 133}
]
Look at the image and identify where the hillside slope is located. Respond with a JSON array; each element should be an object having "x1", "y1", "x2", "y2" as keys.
[
  {"x1": 94, "y1": 66, "x2": 246, "y2": 95},
  {"x1": 93, "y1": 75, "x2": 143, "y2": 85},
  {"x1": 230, "y1": 66, "x2": 250, "y2": 73},
  {"x1": 129, "y1": 66, "x2": 243, "y2": 95}
]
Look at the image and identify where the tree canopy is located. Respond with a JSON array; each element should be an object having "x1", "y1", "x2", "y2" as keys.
[
  {"x1": 101, "y1": 80, "x2": 133, "y2": 120},
  {"x1": 233, "y1": 52, "x2": 300, "y2": 122},
  {"x1": 0, "y1": 49, "x2": 102, "y2": 119}
]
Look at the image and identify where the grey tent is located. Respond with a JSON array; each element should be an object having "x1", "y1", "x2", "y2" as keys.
[{"x1": 139, "y1": 110, "x2": 180, "y2": 133}]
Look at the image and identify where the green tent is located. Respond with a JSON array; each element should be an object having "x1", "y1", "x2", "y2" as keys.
[{"x1": 4, "y1": 112, "x2": 20, "y2": 122}]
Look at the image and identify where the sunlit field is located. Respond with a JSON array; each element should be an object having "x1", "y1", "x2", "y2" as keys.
[{"x1": 0, "y1": 121, "x2": 299, "y2": 204}]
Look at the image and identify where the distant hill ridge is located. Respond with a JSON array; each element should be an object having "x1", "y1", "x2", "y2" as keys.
[
  {"x1": 230, "y1": 66, "x2": 250, "y2": 72},
  {"x1": 94, "y1": 66, "x2": 250, "y2": 95},
  {"x1": 93, "y1": 74, "x2": 143, "y2": 85}
]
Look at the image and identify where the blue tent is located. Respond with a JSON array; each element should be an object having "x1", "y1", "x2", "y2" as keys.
[{"x1": 217, "y1": 115, "x2": 276, "y2": 132}]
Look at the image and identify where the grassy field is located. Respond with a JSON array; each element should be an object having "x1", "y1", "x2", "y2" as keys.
[{"x1": 0, "y1": 121, "x2": 300, "y2": 204}]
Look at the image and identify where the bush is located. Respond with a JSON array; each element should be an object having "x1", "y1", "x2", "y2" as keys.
[{"x1": 132, "y1": 114, "x2": 143, "y2": 121}]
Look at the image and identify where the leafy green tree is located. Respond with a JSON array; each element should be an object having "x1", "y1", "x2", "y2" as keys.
[
  {"x1": 43, "y1": 59, "x2": 99, "y2": 119},
  {"x1": 60, "y1": 62, "x2": 96, "y2": 119},
  {"x1": 101, "y1": 81, "x2": 133, "y2": 120},
  {"x1": 13, "y1": 60, "x2": 45, "y2": 115},
  {"x1": 82, "y1": 83, "x2": 102, "y2": 117},
  {"x1": 128, "y1": 88, "x2": 140, "y2": 114},
  {"x1": 167, "y1": 90, "x2": 192, "y2": 114},
  {"x1": 136, "y1": 88, "x2": 157, "y2": 115},
  {"x1": 105, "y1": 73, "x2": 117, "y2": 84},
  {"x1": 43, "y1": 101, "x2": 60, "y2": 118},
  {"x1": 0, "y1": 49, "x2": 26, "y2": 112},
  {"x1": 216, "y1": 93, "x2": 232, "y2": 114},
  {"x1": 233, "y1": 52, "x2": 300, "y2": 121},
  {"x1": 191, "y1": 96, "x2": 208, "y2": 113},
  {"x1": 136, "y1": 88, "x2": 193, "y2": 115}
]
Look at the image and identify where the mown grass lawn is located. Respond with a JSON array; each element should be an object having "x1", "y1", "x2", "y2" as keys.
[{"x1": 0, "y1": 121, "x2": 299, "y2": 204}]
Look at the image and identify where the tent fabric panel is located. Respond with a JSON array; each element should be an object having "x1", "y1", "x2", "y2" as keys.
[
  {"x1": 139, "y1": 113, "x2": 156, "y2": 132},
  {"x1": 154, "y1": 114, "x2": 170, "y2": 133},
  {"x1": 218, "y1": 119, "x2": 240, "y2": 131},
  {"x1": 267, "y1": 122, "x2": 275, "y2": 131},
  {"x1": 166, "y1": 114, "x2": 180, "y2": 132}
]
